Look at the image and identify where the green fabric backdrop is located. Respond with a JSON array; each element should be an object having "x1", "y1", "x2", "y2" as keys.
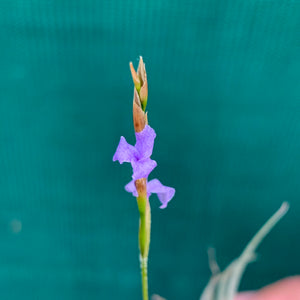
[{"x1": 0, "y1": 1, "x2": 299, "y2": 299}]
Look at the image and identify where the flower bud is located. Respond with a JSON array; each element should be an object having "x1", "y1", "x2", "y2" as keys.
[
  {"x1": 139, "y1": 77, "x2": 148, "y2": 111},
  {"x1": 130, "y1": 62, "x2": 141, "y2": 92},
  {"x1": 133, "y1": 89, "x2": 146, "y2": 133},
  {"x1": 130, "y1": 57, "x2": 148, "y2": 111},
  {"x1": 137, "y1": 57, "x2": 148, "y2": 111}
]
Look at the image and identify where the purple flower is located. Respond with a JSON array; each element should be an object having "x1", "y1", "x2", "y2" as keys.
[
  {"x1": 113, "y1": 124, "x2": 175, "y2": 208},
  {"x1": 125, "y1": 179, "x2": 175, "y2": 209},
  {"x1": 113, "y1": 125, "x2": 157, "y2": 180}
]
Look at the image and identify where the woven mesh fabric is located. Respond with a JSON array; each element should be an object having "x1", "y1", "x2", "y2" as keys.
[{"x1": 0, "y1": 1, "x2": 299, "y2": 299}]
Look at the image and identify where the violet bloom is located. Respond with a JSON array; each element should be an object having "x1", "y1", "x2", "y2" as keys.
[
  {"x1": 113, "y1": 125, "x2": 157, "y2": 180},
  {"x1": 113, "y1": 125, "x2": 175, "y2": 208},
  {"x1": 125, "y1": 179, "x2": 175, "y2": 209}
]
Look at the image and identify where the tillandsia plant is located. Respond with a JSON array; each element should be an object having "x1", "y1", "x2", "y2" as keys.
[
  {"x1": 151, "y1": 203, "x2": 290, "y2": 300},
  {"x1": 113, "y1": 57, "x2": 175, "y2": 300},
  {"x1": 200, "y1": 202, "x2": 289, "y2": 300}
]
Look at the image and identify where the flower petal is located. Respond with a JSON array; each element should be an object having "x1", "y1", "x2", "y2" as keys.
[
  {"x1": 113, "y1": 136, "x2": 137, "y2": 164},
  {"x1": 147, "y1": 179, "x2": 175, "y2": 209},
  {"x1": 131, "y1": 158, "x2": 157, "y2": 180},
  {"x1": 124, "y1": 180, "x2": 138, "y2": 197},
  {"x1": 135, "y1": 125, "x2": 156, "y2": 159}
]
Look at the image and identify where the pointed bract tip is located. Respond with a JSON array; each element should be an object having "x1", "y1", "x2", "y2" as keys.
[
  {"x1": 129, "y1": 62, "x2": 141, "y2": 91},
  {"x1": 137, "y1": 56, "x2": 146, "y2": 83},
  {"x1": 138, "y1": 56, "x2": 144, "y2": 71}
]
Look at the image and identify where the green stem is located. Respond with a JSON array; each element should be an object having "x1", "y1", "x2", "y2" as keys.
[
  {"x1": 137, "y1": 196, "x2": 151, "y2": 300},
  {"x1": 140, "y1": 255, "x2": 149, "y2": 300}
]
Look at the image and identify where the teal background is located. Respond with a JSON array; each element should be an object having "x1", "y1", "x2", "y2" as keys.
[{"x1": 0, "y1": 1, "x2": 299, "y2": 299}]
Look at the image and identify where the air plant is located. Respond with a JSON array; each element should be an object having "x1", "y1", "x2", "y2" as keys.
[{"x1": 200, "y1": 202, "x2": 289, "y2": 300}]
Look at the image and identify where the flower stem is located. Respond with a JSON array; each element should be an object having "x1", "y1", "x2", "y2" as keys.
[
  {"x1": 140, "y1": 255, "x2": 149, "y2": 300},
  {"x1": 137, "y1": 196, "x2": 151, "y2": 300}
]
